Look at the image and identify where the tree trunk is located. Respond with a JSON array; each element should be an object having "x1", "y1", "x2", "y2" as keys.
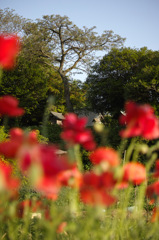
[{"x1": 60, "y1": 74, "x2": 74, "y2": 112}]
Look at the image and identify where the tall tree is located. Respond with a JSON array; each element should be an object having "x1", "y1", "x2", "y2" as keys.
[
  {"x1": 86, "y1": 47, "x2": 159, "y2": 118},
  {"x1": 23, "y1": 14, "x2": 125, "y2": 111}
]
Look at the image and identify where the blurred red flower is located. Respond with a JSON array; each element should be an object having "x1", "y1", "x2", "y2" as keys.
[
  {"x1": 0, "y1": 160, "x2": 19, "y2": 190},
  {"x1": 0, "y1": 95, "x2": 24, "y2": 117},
  {"x1": 153, "y1": 160, "x2": 159, "y2": 178},
  {"x1": 80, "y1": 188, "x2": 116, "y2": 206},
  {"x1": 34, "y1": 145, "x2": 77, "y2": 199},
  {"x1": 19, "y1": 143, "x2": 77, "y2": 200},
  {"x1": 38, "y1": 145, "x2": 71, "y2": 177},
  {"x1": 151, "y1": 207, "x2": 159, "y2": 222},
  {"x1": 57, "y1": 166, "x2": 82, "y2": 188},
  {"x1": 0, "y1": 34, "x2": 20, "y2": 69},
  {"x1": 80, "y1": 171, "x2": 117, "y2": 206},
  {"x1": 0, "y1": 128, "x2": 37, "y2": 159},
  {"x1": 57, "y1": 221, "x2": 67, "y2": 233},
  {"x1": 35, "y1": 177, "x2": 61, "y2": 200},
  {"x1": 119, "y1": 101, "x2": 159, "y2": 139},
  {"x1": 146, "y1": 181, "x2": 159, "y2": 200},
  {"x1": 90, "y1": 147, "x2": 120, "y2": 168},
  {"x1": 122, "y1": 162, "x2": 146, "y2": 185},
  {"x1": 61, "y1": 113, "x2": 96, "y2": 151}
]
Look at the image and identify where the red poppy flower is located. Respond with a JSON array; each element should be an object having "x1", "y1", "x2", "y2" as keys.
[
  {"x1": 90, "y1": 147, "x2": 120, "y2": 168},
  {"x1": 0, "y1": 160, "x2": 19, "y2": 190},
  {"x1": 57, "y1": 221, "x2": 67, "y2": 233},
  {"x1": 0, "y1": 95, "x2": 24, "y2": 117},
  {"x1": 18, "y1": 143, "x2": 64, "y2": 175},
  {"x1": 18, "y1": 143, "x2": 76, "y2": 199},
  {"x1": 119, "y1": 101, "x2": 159, "y2": 140},
  {"x1": 61, "y1": 113, "x2": 96, "y2": 151},
  {"x1": 34, "y1": 145, "x2": 76, "y2": 199},
  {"x1": 0, "y1": 128, "x2": 37, "y2": 159},
  {"x1": 0, "y1": 34, "x2": 20, "y2": 69},
  {"x1": 80, "y1": 188, "x2": 116, "y2": 206},
  {"x1": 0, "y1": 128, "x2": 23, "y2": 158},
  {"x1": 38, "y1": 145, "x2": 71, "y2": 177},
  {"x1": 79, "y1": 171, "x2": 117, "y2": 206},
  {"x1": 153, "y1": 160, "x2": 159, "y2": 178},
  {"x1": 57, "y1": 166, "x2": 82, "y2": 188},
  {"x1": 122, "y1": 162, "x2": 146, "y2": 185},
  {"x1": 81, "y1": 171, "x2": 116, "y2": 190},
  {"x1": 146, "y1": 181, "x2": 159, "y2": 200},
  {"x1": 151, "y1": 207, "x2": 159, "y2": 222},
  {"x1": 20, "y1": 150, "x2": 63, "y2": 200},
  {"x1": 35, "y1": 177, "x2": 61, "y2": 200},
  {"x1": 100, "y1": 172, "x2": 117, "y2": 189}
]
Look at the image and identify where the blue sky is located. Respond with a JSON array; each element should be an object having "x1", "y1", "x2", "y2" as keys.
[
  {"x1": 1, "y1": 0, "x2": 159, "y2": 80},
  {"x1": 1, "y1": 0, "x2": 159, "y2": 50}
]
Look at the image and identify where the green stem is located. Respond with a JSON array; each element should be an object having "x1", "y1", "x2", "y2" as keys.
[
  {"x1": 69, "y1": 188, "x2": 79, "y2": 217},
  {"x1": 132, "y1": 144, "x2": 140, "y2": 162},
  {"x1": 146, "y1": 141, "x2": 159, "y2": 158},
  {"x1": 116, "y1": 187, "x2": 133, "y2": 238},
  {"x1": 146, "y1": 152, "x2": 158, "y2": 172},
  {"x1": 125, "y1": 138, "x2": 136, "y2": 163},
  {"x1": 134, "y1": 183, "x2": 147, "y2": 211},
  {"x1": 67, "y1": 144, "x2": 82, "y2": 217},
  {"x1": 118, "y1": 139, "x2": 128, "y2": 158},
  {"x1": 73, "y1": 144, "x2": 83, "y2": 172}
]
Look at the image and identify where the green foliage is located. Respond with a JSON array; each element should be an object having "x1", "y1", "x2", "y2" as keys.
[
  {"x1": 102, "y1": 115, "x2": 122, "y2": 149},
  {"x1": 48, "y1": 77, "x2": 88, "y2": 114},
  {"x1": 47, "y1": 73, "x2": 66, "y2": 114},
  {"x1": 0, "y1": 55, "x2": 50, "y2": 125},
  {"x1": 80, "y1": 148, "x2": 92, "y2": 171},
  {"x1": 70, "y1": 80, "x2": 88, "y2": 111},
  {"x1": 38, "y1": 123, "x2": 64, "y2": 147},
  {"x1": 0, "y1": 126, "x2": 9, "y2": 164},
  {"x1": 0, "y1": 126, "x2": 8, "y2": 142},
  {"x1": 86, "y1": 47, "x2": 159, "y2": 118}
]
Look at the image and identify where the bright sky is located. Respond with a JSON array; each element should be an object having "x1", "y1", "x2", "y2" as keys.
[{"x1": 1, "y1": 0, "x2": 159, "y2": 80}]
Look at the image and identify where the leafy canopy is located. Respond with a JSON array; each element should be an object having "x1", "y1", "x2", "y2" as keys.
[{"x1": 86, "y1": 47, "x2": 159, "y2": 118}]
